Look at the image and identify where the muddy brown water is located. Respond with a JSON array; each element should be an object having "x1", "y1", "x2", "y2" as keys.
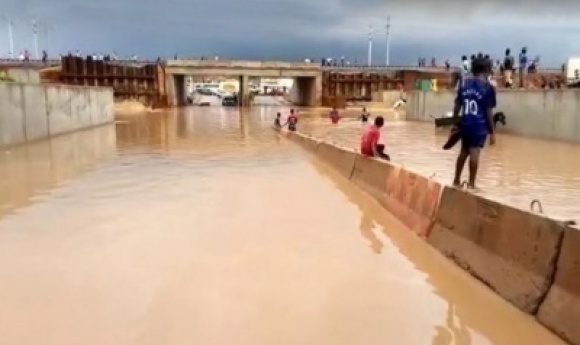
[
  {"x1": 300, "y1": 109, "x2": 580, "y2": 222},
  {"x1": 0, "y1": 104, "x2": 566, "y2": 344}
]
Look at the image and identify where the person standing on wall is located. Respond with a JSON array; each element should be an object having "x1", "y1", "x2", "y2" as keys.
[
  {"x1": 450, "y1": 57, "x2": 496, "y2": 190},
  {"x1": 518, "y1": 47, "x2": 528, "y2": 88},
  {"x1": 503, "y1": 49, "x2": 515, "y2": 88}
]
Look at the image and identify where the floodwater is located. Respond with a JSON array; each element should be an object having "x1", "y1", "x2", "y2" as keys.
[
  {"x1": 300, "y1": 111, "x2": 580, "y2": 221},
  {"x1": 0, "y1": 102, "x2": 566, "y2": 345}
]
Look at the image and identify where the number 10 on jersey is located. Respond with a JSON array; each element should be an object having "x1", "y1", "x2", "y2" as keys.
[{"x1": 463, "y1": 99, "x2": 478, "y2": 116}]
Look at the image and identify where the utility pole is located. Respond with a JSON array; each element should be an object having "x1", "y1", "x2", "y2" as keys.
[
  {"x1": 32, "y1": 18, "x2": 39, "y2": 59},
  {"x1": 38, "y1": 21, "x2": 54, "y2": 55},
  {"x1": 1, "y1": 16, "x2": 15, "y2": 58},
  {"x1": 385, "y1": 16, "x2": 391, "y2": 66},
  {"x1": 367, "y1": 25, "x2": 373, "y2": 67}
]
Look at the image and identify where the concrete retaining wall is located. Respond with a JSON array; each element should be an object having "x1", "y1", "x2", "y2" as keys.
[
  {"x1": 285, "y1": 130, "x2": 580, "y2": 344},
  {"x1": 0, "y1": 82, "x2": 113, "y2": 147},
  {"x1": 371, "y1": 90, "x2": 402, "y2": 105},
  {"x1": 406, "y1": 90, "x2": 580, "y2": 142},
  {"x1": 6, "y1": 68, "x2": 40, "y2": 84}
]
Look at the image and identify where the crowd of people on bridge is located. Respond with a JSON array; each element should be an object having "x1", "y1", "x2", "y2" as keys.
[
  {"x1": 7, "y1": 48, "x2": 146, "y2": 64},
  {"x1": 446, "y1": 47, "x2": 559, "y2": 89}
]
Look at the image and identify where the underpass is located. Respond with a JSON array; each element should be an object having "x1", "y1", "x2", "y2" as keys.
[{"x1": 0, "y1": 106, "x2": 569, "y2": 345}]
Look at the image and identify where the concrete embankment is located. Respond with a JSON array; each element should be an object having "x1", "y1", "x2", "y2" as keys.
[
  {"x1": 285, "y1": 130, "x2": 580, "y2": 345},
  {"x1": 0, "y1": 82, "x2": 113, "y2": 148},
  {"x1": 0, "y1": 68, "x2": 41, "y2": 84},
  {"x1": 406, "y1": 90, "x2": 580, "y2": 142}
]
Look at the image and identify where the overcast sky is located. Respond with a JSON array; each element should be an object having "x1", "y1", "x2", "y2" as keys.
[{"x1": 1, "y1": 0, "x2": 579, "y2": 66}]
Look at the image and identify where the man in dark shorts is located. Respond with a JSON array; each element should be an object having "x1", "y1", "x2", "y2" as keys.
[{"x1": 451, "y1": 57, "x2": 496, "y2": 189}]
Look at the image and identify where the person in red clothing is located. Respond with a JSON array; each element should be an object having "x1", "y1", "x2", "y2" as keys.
[
  {"x1": 329, "y1": 107, "x2": 340, "y2": 124},
  {"x1": 360, "y1": 116, "x2": 390, "y2": 160},
  {"x1": 284, "y1": 109, "x2": 298, "y2": 131}
]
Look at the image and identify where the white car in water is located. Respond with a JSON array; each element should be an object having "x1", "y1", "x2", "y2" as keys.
[{"x1": 213, "y1": 89, "x2": 232, "y2": 98}]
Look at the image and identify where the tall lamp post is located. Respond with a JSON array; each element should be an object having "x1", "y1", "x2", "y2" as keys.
[
  {"x1": 1, "y1": 16, "x2": 15, "y2": 58},
  {"x1": 367, "y1": 25, "x2": 373, "y2": 67},
  {"x1": 385, "y1": 16, "x2": 391, "y2": 66}
]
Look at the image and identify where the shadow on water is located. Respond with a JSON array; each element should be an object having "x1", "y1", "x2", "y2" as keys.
[
  {"x1": 0, "y1": 125, "x2": 117, "y2": 219},
  {"x1": 305, "y1": 153, "x2": 561, "y2": 345}
]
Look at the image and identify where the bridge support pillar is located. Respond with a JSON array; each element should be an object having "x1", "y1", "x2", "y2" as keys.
[
  {"x1": 166, "y1": 74, "x2": 186, "y2": 107},
  {"x1": 238, "y1": 75, "x2": 251, "y2": 106}
]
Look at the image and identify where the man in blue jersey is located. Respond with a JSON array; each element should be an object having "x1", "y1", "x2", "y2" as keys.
[{"x1": 451, "y1": 57, "x2": 496, "y2": 189}]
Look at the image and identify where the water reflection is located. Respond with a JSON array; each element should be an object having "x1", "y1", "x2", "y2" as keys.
[
  {"x1": 0, "y1": 106, "x2": 565, "y2": 345},
  {"x1": 432, "y1": 302, "x2": 472, "y2": 345},
  {"x1": 0, "y1": 125, "x2": 116, "y2": 218},
  {"x1": 308, "y1": 156, "x2": 562, "y2": 345}
]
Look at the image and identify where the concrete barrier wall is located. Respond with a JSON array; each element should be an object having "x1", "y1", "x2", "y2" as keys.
[
  {"x1": 406, "y1": 90, "x2": 580, "y2": 142},
  {"x1": 351, "y1": 157, "x2": 442, "y2": 237},
  {"x1": 316, "y1": 142, "x2": 358, "y2": 178},
  {"x1": 287, "y1": 131, "x2": 443, "y2": 238},
  {"x1": 428, "y1": 187, "x2": 565, "y2": 313},
  {"x1": 286, "y1": 130, "x2": 580, "y2": 343},
  {"x1": 0, "y1": 82, "x2": 113, "y2": 147},
  {"x1": 384, "y1": 166, "x2": 442, "y2": 237},
  {"x1": 538, "y1": 227, "x2": 580, "y2": 344}
]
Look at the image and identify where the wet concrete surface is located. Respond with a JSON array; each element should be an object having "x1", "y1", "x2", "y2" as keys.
[
  {"x1": 299, "y1": 110, "x2": 580, "y2": 221},
  {"x1": 0, "y1": 105, "x2": 566, "y2": 345}
]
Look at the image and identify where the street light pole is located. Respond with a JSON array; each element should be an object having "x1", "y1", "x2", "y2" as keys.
[
  {"x1": 32, "y1": 18, "x2": 39, "y2": 59},
  {"x1": 38, "y1": 21, "x2": 53, "y2": 55},
  {"x1": 385, "y1": 16, "x2": 391, "y2": 66},
  {"x1": 1, "y1": 16, "x2": 15, "y2": 58},
  {"x1": 367, "y1": 25, "x2": 373, "y2": 67},
  {"x1": 8, "y1": 19, "x2": 14, "y2": 59}
]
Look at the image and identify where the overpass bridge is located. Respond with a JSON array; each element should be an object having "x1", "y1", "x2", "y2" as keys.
[
  {"x1": 3, "y1": 57, "x2": 563, "y2": 108},
  {"x1": 164, "y1": 60, "x2": 322, "y2": 107}
]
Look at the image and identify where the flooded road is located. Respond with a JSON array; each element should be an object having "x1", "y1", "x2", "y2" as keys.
[
  {"x1": 300, "y1": 112, "x2": 580, "y2": 221},
  {"x1": 0, "y1": 105, "x2": 565, "y2": 345}
]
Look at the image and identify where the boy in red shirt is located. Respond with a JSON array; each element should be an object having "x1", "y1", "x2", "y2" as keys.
[
  {"x1": 360, "y1": 116, "x2": 390, "y2": 160},
  {"x1": 284, "y1": 109, "x2": 298, "y2": 131}
]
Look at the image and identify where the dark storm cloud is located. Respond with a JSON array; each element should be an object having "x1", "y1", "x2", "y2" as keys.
[{"x1": 0, "y1": 0, "x2": 578, "y2": 65}]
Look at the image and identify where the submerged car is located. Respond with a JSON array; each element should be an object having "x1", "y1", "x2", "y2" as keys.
[
  {"x1": 222, "y1": 95, "x2": 238, "y2": 106},
  {"x1": 197, "y1": 88, "x2": 214, "y2": 96}
]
